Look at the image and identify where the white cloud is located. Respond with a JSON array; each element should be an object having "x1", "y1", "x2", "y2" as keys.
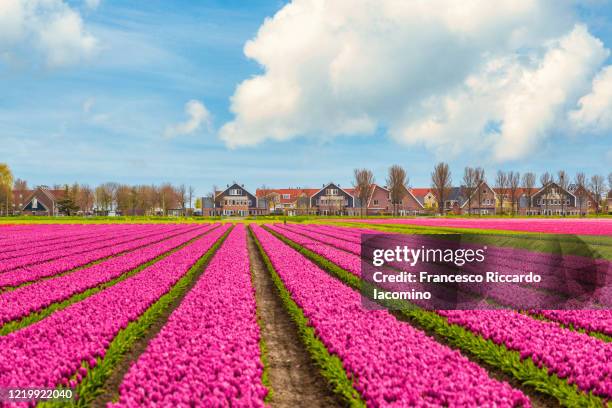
[
  {"x1": 0, "y1": 0, "x2": 97, "y2": 68},
  {"x1": 220, "y1": 0, "x2": 610, "y2": 160},
  {"x1": 570, "y1": 65, "x2": 612, "y2": 132},
  {"x1": 164, "y1": 100, "x2": 211, "y2": 138}
]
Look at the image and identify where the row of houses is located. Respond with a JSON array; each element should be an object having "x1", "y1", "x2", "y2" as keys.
[
  {"x1": 203, "y1": 182, "x2": 612, "y2": 217},
  {"x1": 10, "y1": 182, "x2": 612, "y2": 216}
]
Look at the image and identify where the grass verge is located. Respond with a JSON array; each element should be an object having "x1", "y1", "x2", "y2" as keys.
[
  {"x1": 40, "y1": 226, "x2": 232, "y2": 407},
  {"x1": 265, "y1": 226, "x2": 607, "y2": 408},
  {"x1": 249, "y1": 226, "x2": 365, "y2": 407}
]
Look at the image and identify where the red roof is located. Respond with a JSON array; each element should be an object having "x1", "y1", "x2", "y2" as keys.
[
  {"x1": 255, "y1": 188, "x2": 318, "y2": 204},
  {"x1": 410, "y1": 188, "x2": 431, "y2": 197}
]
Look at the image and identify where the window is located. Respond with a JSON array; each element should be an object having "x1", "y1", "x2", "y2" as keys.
[
  {"x1": 373, "y1": 199, "x2": 379, "y2": 205},
  {"x1": 282, "y1": 194, "x2": 290, "y2": 199},
  {"x1": 326, "y1": 188, "x2": 338, "y2": 196},
  {"x1": 229, "y1": 189, "x2": 241, "y2": 196}
]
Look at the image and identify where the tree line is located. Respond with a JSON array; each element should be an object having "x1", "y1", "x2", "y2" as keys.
[
  {"x1": 352, "y1": 163, "x2": 612, "y2": 216},
  {"x1": 0, "y1": 164, "x2": 197, "y2": 216}
]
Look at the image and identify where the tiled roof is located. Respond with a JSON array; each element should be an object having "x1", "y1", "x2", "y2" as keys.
[
  {"x1": 410, "y1": 188, "x2": 431, "y2": 197},
  {"x1": 255, "y1": 188, "x2": 318, "y2": 203}
]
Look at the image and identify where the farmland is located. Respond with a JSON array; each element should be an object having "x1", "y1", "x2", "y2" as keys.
[{"x1": 0, "y1": 219, "x2": 610, "y2": 407}]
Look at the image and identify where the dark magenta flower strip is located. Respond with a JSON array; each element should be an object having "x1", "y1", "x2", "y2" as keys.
[{"x1": 111, "y1": 225, "x2": 267, "y2": 407}]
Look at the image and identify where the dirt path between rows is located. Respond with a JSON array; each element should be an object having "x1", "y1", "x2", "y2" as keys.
[{"x1": 247, "y1": 232, "x2": 341, "y2": 408}]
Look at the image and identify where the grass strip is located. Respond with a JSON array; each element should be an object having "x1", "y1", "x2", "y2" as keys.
[
  {"x1": 265, "y1": 226, "x2": 607, "y2": 408},
  {"x1": 40, "y1": 226, "x2": 232, "y2": 407},
  {"x1": 249, "y1": 227, "x2": 365, "y2": 408},
  {"x1": 0, "y1": 226, "x2": 219, "y2": 336}
]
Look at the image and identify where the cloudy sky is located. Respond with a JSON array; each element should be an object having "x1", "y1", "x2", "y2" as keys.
[{"x1": 1, "y1": 0, "x2": 611, "y2": 194}]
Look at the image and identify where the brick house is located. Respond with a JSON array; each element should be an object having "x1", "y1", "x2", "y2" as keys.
[
  {"x1": 568, "y1": 184, "x2": 597, "y2": 215},
  {"x1": 462, "y1": 182, "x2": 497, "y2": 215},
  {"x1": 529, "y1": 182, "x2": 578, "y2": 216},
  {"x1": 12, "y1": 186, "x2": 66, "y2": 216},
  {"x1": 203, "y1": 183, "x2": 266, "y2": 216},
  {"x1": 255, "y1": 188, "x2": 317, "y2": 216}
]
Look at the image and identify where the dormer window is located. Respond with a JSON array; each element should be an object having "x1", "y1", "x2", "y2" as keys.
[
  {"x1": 326, "y1": 188, "x2": 338, "y2": 196},
  {"x1": 282, "y1": 194, "x2": 290, "y2": 199},
  {"x1": 229, "y1": 189, "x2": 241, "y2": 196}
]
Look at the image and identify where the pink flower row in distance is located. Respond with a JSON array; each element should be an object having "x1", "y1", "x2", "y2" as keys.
[
  {"x1": 0, "y1": 225, "x2": 230, "y2": 394},
  {"x1": 1, "y1": 224, "x2": 138, "y2": 254},
  {"x1": 112, "y1": 225, "x2": 267, "y2": 407},
  {"x1": 0, "y1": 225, "x2": 182, "y2": 272},
  {"x1": 0, "y1": 224, "x2": 217, "y2": 325},
  {"x1": 0, "y1": 225, "x2": 203, "y2": 289},
  {"x1": 252, "y1": 224, "x2": 530, "y2": 407},
  {"x1": 348, "y1": 218, "x2": 612, "y2": 236}
]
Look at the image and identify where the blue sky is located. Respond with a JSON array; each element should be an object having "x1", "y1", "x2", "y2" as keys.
[{"x1": 1, "y1": 0, "x2": 611, "y2": 196}]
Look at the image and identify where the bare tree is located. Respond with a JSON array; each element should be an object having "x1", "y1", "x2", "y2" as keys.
[
  {"x1": 258, "y1": 185, "x2": 278, "y2": 214},
  {"x1": 177, "y1": 184, "x2": 187, "y2": 216},
  {"x1": 387, "y1": 165, "x2": 407, "y2": 216},
  {"x1": 431, "y1": 162, "x2": 452, "y2": 215},
  {"x1": 590, "y1": 174, "x2": 605, "y2": 214},
  {"x1": 540, "y1": 172, "x2": 552, "y2": 215},
  {"x1": 95, "y1": 184, "x2": 112, "y2": 214},
  {"x1": 188, "y1": 185, "x2": 195, "y2": 215},
  {"x1": 575, "y1": 172, "x2": 587, "y2": 216},
  {"x1": 474, "y1": 167, "x2": 485, "y2": 215},
  {"x1": 608, "y1": 172, "x2": 612, "y2": 191},
  {"x1": 508, "y1": 171, "x2": 520, "y2": 215},
  {"x1": 353, "y1": 168, "x2": 375, "y2": 218},
  {"x1": 495, "y1": 170, "x2": 509, "y2": 215},
  {"x1": 557, "y1": 170, "x2": 569, "y2": 216},
  {"x1": 462, "y1": 167, "x2": 476, "y2": 215},
  {"x1": 522, "y1": 172, "x2": 536, "y2": 215}
]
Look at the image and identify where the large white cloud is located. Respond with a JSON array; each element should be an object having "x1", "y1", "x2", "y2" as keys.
[
  {"x1": 570, "y1": 65, "x2": 612, "y2": 132},
  {"x1": 220, "y1": 0, "x2": 610, "y2": 161},
  {"x1": 0, "y1": 0, "x2": 97, "y2": 68},
  {"x1": 164, "y1": 100, "x2": 211, "y2": 138}
]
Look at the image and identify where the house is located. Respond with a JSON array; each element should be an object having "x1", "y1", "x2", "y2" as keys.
[
  {"x1": 607, "y1": 190, "x2": 612, "y2": 214},
  {"x1": 411, "y1": 188, "x2": 437, "y2": 211},
  {"x1": 255, "y1": 188, "x2": 317, "y2": 216},
  {"x1": 389, "y1": 185, "x2": 424, "y2": 216},
  {"x1": 311, "y1": 183, "x2": 354, "y2": 215},
  {"x1": 568, "y1": 184, "x2": 597, "y2": 215},
  {"x1": 203, "y1": 183, "x2": 266, "y2": 217},
  {"x1": 463, "y1": 182, "x2": 497, "y2": 215},
  {"x1": 529, "y1": 182, "x2": 578, "y2": 216},
  {"x1": 12, "y1": 186, "x2": 66, "y2": 216}
]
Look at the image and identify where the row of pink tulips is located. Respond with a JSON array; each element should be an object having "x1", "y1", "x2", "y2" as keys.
[
  {"x1": 112, "y1": 225, "x2": 267, "y2": 407},
  {"x1": 252, "y1": 225, "x2": 530, "y2": 407},
  {"x1": 0, "y1": 225, "x2": 203, "y2": 289},
  {"x1": 0, "y1": 225, "x2": 217, "y2": 325},
  {"x1": 294, "y1": 224, "x2": 612, "y2": 327},
  {"x1": 266, "y1": 224, "x2": 612, "y2": 398},
  {"x1": 0, "y1": 224, "x2": 158, "y2": 260},
  {"x1": 351, "y1": 218, "x2": 612, "y2": 236},
  {"x1": 0, "y1": 225, "x2": 230, "y2": 398},
  {"x1": 0, "y1": 225, "x2": 179, "y2": 272},
  {"x1": 1, "y1": 225, "x2": 129, "y2": 253}
]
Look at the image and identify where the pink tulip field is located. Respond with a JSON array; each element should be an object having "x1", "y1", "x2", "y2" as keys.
[
  {"x1": 346, "y1": 217, "x2": 612, "y2": 235},
  {"x1": 0, "y1": 219, "x2": 610, "y2": 407}
]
